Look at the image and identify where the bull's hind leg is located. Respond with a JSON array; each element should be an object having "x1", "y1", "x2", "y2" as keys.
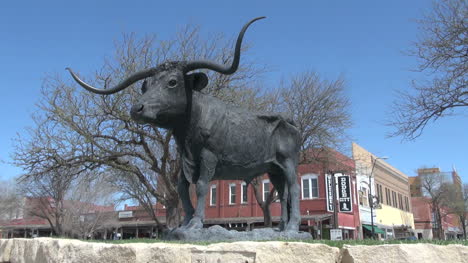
[
  {"x1": 177, "y1": 172, "x2": 194, "y2": 227},
  {"x1": 269, "y1": 174, "x2": 288, "y2": 231},
  {"x1": 281, "y1": 158, "x2": 300, "y2": 232},
  {"x1": 185, "y1": 149, "x2": 217, "y2": 230}
]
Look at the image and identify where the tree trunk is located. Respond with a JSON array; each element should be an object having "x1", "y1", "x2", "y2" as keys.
[
  {"x1": 460, "y1": 215, "x2": 467, "y2": 240},
  {"x1": 260, "y1": 203, "x2": 272, "y2": 227},
  {"x1": 251, "y1": 178, "x2": 277, "y2": 228},
  {"x1": 436, "y1": 207, "x2": 443, "y2": 240},
  {"x1": 165, "y1": 204, "x2": 181, "y2": 229}
]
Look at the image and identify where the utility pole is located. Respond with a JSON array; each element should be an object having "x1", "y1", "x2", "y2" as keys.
[
  {"x1": 330, "y1": 171, "x2": 338, "y2": 229},
  {"x1": 369, "y1": 161, "x2": 375, "y2": 239},
  {"x1": 369, "y1": 156, "x2": 388, "y2": 239}
]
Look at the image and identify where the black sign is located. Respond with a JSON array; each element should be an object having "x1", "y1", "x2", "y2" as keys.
[
  {"x1": 337, "y1": 175, "x2": 353, "y2": 212},
  {"x1": 325, "y1": 174, "x2": 334, "y2": 212}
]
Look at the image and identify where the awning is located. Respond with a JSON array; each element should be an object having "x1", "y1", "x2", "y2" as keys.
[{"x1": 362, "y1": 224, "x2": 386, "y2": 235}]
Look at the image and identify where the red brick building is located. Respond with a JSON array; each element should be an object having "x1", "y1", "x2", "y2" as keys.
[
  {"x1": 0, "y1": 197, "x2": 115, "y2": 239},
  {"x1": 1, "y1": 150, "x2": 361, "y2": 240},
  {"x1": 411, "y1": 196, "x2": 463, "y2": 239},
  {"x1": 202, "y1": 149, "x2": 360, "y2": 239}
]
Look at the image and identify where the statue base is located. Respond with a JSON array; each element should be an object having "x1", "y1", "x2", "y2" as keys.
[{"x1": 165, "y1": 225, "x2": 312, "y2": 241}]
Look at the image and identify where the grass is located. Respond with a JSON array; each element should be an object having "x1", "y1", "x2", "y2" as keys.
[
  {"x1": 300, "y1": 239, "x2": 468, "y2": 248},
  {"x1": 84, "y1": 238, "x2": 468, "y2": 248}
]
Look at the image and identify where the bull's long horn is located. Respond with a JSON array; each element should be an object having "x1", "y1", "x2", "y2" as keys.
[
  {"x1": 184, "y1": 16, "x2": 266, "y2": 74},
  {"x1": 66, "y1": 67, "x2": 157, "y2": 95}
]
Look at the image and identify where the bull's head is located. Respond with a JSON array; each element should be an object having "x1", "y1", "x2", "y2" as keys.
[{"x1": 66, "y1": 17, "x2": 265, "y2": 128}]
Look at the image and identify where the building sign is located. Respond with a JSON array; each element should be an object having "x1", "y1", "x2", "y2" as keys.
[
  {"x1": 118, "y1": 211, "x2": 133, "y2": 219},
  {"x1": 325, "y1": 174, "x2": 334, "y2": 212},
  {"x1": 337, "y1": 175, "x2": 353, "y2": 212},
  {"x1": 330, "y1": 229, "x2": 343, "y2": 240}
]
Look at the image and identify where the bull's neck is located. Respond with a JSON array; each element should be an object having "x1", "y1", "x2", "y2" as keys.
[{"x1": 172, "y1": 91, "x2": 208, "y2": 145}]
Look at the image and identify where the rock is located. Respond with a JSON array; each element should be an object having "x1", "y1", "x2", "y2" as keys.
[
  {"x1": 341, "y1": 243, "x2": 468, "y2": 263},
  {"x1": 0, "y1": 238, "x2": 338, "y2": 263},
  {"x1": 166, "y1": 225, "x2": 313, "y2": 241},
  {"x1": 2, "y1": 238, "x2": 468, "y2": 263},
  {"x1": 0, "y1": 238, "x2": 13, "y2": 262}
]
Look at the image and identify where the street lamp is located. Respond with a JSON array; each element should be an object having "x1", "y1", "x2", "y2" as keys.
[{"x1": 369, "y1": 156, "x2": 388, "y2": 239}]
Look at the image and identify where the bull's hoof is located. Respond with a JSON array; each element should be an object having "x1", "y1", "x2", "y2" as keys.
[
  {"x1": 184, "y1": 217, "x2": 203, "y2": 230},
  {"x1": 278, "y1": 220, "x2": 286, "y2": 231},
  {"x1": 284, "y1": 223, "x2": 299, "y2": 232},
  {"x1": 181, "y1": 216, "x2": 193, "y2": 227}
]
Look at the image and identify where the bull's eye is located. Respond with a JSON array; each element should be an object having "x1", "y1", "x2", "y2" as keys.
[
  {"x1": 168, "y1": 79, "x2": 177, "y2": 88},
  {"x1": 141, "y1": 80, "x2": 147, "y2": 94}
]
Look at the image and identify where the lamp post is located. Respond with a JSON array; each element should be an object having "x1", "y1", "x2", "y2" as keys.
[{"x1": 369, "y1": 156, "x2": 388, "y2": 239}]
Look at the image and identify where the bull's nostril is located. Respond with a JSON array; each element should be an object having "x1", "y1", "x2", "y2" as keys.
[
  {"x1": 131, "y1": 104, "x2": 144, "y2": 115},
  {"x1": 135, "y1": 104, "x2": 144, "y2": 112}
]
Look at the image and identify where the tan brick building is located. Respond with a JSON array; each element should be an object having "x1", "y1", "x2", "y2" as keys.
[{"x1": 352, "y1": 143, "x2": 414, "y2": 239}]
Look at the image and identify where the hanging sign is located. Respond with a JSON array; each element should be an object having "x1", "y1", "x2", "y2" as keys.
[
  {"x1": 325, "y1": 174, "x2": 334, "y2": 212},
  {"x1": 337, "y1": 175, "x2": 353, "y2": 212}
]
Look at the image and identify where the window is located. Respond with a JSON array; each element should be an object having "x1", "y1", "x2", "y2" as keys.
[
  {"x1": 398, "y1": 193, "x2": 403, "y2": 210},
  {"x1": 376, "y1": 184, "x2": 381, "y2": 201},
  {"x1": 262, "y1": 180, "x2": 270, "y2": 202},
  {"x1": 241, "y1": 182, "x2": 248, "y2": 204},
  {"x1": 376, "y1": 184, "x2": 383, "y2": 204},
  {"x1": 404, "y1": 196, "x2": 410, "y2": 211},
  {"x1": 229, "y1": 183, "x2": 236, "y2": 205},
  {"x1": 359, "y1": 186, "x2": 369, "y2": 207},
  {"x1": 432, "y1": 212, "x2": 439, "y2": 228},
  {"x1": 392, "y1": 191, "x2": 397, "y2": 208},
  {"x1": 210, "y1": 184, "x2": 217, "y2": 206},
  {"x1": 379, "y1": 185, "x2": 383, "y2": 204},
  {"x1": 301, "y1": 174, "x2": 319, "y2": 199},
  {"x1": 389, "y1": 191, "x2": 392, "y2": 207},
  {"x1": 353, "y1": 180, "x2": 357, "y2": 205},
  {"x1": 382, "y1": 187, "x2": 390, "y2": 205}
]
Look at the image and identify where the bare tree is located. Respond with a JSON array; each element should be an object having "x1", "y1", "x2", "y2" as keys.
[
  {"x1": 248, "y1": 72, "x2": 352, "y2": 227},
  {"x1": 461, "y1": 184, "x2": 468, "y2": 239},
  {"x1": 419, "y1": 171, "x2": 453, "y2": 239},
  {"x1": 19, "y1": 169, "x2": 78, "y2": 237},
  {"x1": 62, "y1": 173, "x2": 119, "y2": 239},
  {"x1": 251, "y1": 177, "x2": 279, "y2": 227},
  {"x1": 445, "y1": 183, "x2": 468, "y2": 239},
  {"x1": 110, "y1": 169, "x2": 163, "y2": 228},
  {"x1": 389, "y1": 0, "x2": 468, "y2": 140},
  {"x1": 0, "y1": 179, "x2": 23, "y2": 221},
  {"x1": 279, "y1": 71, "x2": 352, "y2": 163},
  {"x1": 13, "y1": 105, "x2": 94, "y2": 236},
  {"x1": 13, "y1": 24, "x2": 269, "y2": 229}
]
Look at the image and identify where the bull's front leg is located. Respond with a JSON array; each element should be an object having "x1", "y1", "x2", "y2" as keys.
[
  {"x1": 177, "y1": 170, "x2": 194, "y2": 227},
  {"x1": 283, "y1": 158, "x2": 300, "y2": 232},
  {"x1": 185, "y1": 149, "x2": 218, "y2": 230}
]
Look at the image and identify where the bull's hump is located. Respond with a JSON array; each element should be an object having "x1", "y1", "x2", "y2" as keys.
[{"x1": 256, "y1": 112, "x2": 296, "y2": 126}]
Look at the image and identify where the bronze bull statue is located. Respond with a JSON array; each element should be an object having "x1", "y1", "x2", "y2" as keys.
[{"x1": 67, "y1": 17, "x2": 301, "y2": 232}]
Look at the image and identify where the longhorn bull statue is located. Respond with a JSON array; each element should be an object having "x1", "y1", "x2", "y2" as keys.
[{"x1": 67, "y1": 17, "x2": 301, "y2": 232}]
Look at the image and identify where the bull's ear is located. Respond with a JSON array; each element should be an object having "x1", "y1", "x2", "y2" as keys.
[{"x1": 187, "y1": 72, "x2": 208, "y2": 91}]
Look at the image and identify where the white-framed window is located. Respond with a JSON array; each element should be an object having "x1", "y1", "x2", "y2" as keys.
[
  {"x1": 229, "y1": 183, "x2": 236, "y2": 205},
  {"x1": 301, "y1": 174, "x2": 319, "y2": 199},
  {"x1": 352, "y1": 180, "x2": 357, "y2": 205},
  {"x1": 262, "y1": 179, "x2": 270, "y2": 202},
  {"x1": 359, "y1": 186, "x2": 369, "y2": 207},
  {"x1": 274, "y1": 190, "x2": 280, "y2": 202},
  {"x1": 241, "y1": 182, "x2": 248, "y2": 204},
  {"x1": 210, "y1": 184, "x2": 217, "y2": 206}
]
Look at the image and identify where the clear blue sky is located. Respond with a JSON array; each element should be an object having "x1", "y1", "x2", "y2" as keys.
[{"x1": 1, "y1": 0, "x2": 466, "y2": 183}]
